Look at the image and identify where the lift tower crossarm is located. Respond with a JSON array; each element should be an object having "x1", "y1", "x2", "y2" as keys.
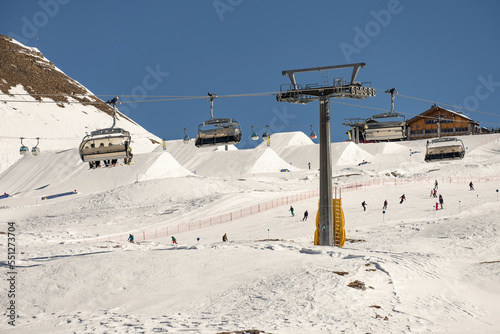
[
  {"x1": 277, "y1": 63, "x2": 375, "y2": 247},
  {"x1": 282, "y1": 63, "x2": 366, "y2": 87}
]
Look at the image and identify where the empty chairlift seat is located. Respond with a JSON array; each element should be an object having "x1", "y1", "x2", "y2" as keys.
[
  {"x1": 424, "y1": 137, "x2": 465, "y2": 162},
  {"x1": 363, "y1": 119, "x2": 406, "y2": 141}
]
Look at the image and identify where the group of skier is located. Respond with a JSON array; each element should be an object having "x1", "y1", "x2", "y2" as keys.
[
  {"x1": 289, "y1": 206, "x2": 308, "y2": 221},
  {"x1": 127, "y1": 234, "x2": 178, "y2": 244},
  {"x1": 125, "y1": 180, "x2": 477, "y2": 247},
  {"x1": 360, "y1": 180, "x2": 476, "y2": 212}
]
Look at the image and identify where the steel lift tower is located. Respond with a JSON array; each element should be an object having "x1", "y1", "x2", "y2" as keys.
[{"x1": 277, "y1": 63, "x2": 375, "y2": 246}]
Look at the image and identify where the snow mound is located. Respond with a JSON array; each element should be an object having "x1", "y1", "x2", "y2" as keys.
[
  {"x1": 162, "y1": 139, "x2": 237, "y2": 167},
  {"x1": 139, "y1": 152, "x2": 192, "y2": 181},
  {"x1": 334, "y1": 142, "x2": 372, "y2": 166},
  {"x1": 187, "y1": 147, "x2": 300, "y2": 177},
  {"x1": 256, "y1": 131, "x2": 314, "y2": 155}
]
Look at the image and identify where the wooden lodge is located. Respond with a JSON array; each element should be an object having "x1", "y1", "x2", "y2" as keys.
[{"x1": 406, "y1": 105, "x2": 480, "y2": 140}]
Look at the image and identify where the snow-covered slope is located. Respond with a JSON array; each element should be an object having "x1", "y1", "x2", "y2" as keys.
[
  {"x1": 0, "y1": 35, "x2": 161, "y2": 174},
  {"x1": 1, "y1": 134, "x2": 500, "y2": 333},
  {"x1": 0, "y1": 149, "x2": 191, "y2": 205}
]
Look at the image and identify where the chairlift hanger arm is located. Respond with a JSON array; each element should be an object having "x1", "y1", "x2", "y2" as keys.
[{"x1": 282, "y1": 63, "x2": 366, "y2": 87}]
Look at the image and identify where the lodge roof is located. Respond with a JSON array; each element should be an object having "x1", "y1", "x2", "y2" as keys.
[{"x1": 407, "y1": 105, "x2": 477, "y2": 124}]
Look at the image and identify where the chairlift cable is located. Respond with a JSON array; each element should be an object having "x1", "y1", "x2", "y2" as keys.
[{"x1": 2, "y1": 88, "x2": 499, "y2": 120}]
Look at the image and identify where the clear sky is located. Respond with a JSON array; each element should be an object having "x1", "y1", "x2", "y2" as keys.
[{"x1": 2, "y1": 0, "x2": 500, "y2": 147}]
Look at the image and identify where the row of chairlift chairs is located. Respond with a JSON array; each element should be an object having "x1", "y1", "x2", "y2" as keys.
[
  {"x1": 183, "y1": 94, "x2": 319, "y2": 147},
  {"x1": 184, "y1": 123, "x2": 318, "y2": 145},
  {"x1": 19, "y1": 137, "x2": 40, "y2": 156},
  {"x1": 363, "y1": 88, "x2": 466, "y2": 162},
  {"x1": 21, "y1": 91, "x2": 465, "y2": 164}
]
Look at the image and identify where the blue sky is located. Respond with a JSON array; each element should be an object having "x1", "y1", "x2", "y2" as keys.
[{"x1": 2, "y1": 0, "x2": 500, "y2": 147}]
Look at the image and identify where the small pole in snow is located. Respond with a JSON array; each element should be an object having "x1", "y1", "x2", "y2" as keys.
[
  {"x1": 477, "y1": 194, "x2": 479, "y2": 206},
  {"x1": 459, "y1": 200, "x2": 461, "y2": 213},
  {"x1": 382, "y1": 210, "x2": 385, "y2": 223},
  {"x1": 267, "y1": 229, "x2": 270, "y2": 239},
  {"x1": 433, "y1": 205, "x2": 435, "y2": 218},
  {"x1": 496, "y1": 189, "x2": 499, "y2": 202},
  {"x1": 197, "y1": 237, "x2": 200, "y2": 244}
]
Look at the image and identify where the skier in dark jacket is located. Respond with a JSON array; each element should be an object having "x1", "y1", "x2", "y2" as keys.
[
  {"x1": 469, "y1": 181, "x2": 474, "y2": 190},
  {"x1": 302, "y1": 210, "x2": 308, "y2": 221},
  {"x1": 439, "y1": 194, "x2": 444, "y2": 209},
  {"x1": 222, "y1": 233, "x2": 228, "y2": 242},
  {"x1": 399, "y1": 194, "x2": 406, "y2": 204},
  {"x1": 289, "y1": 206, "x2": 295, "y2": 217},
  {"x1": 127, "y1": 234, "x2": 134, "y2": 243},
  {"x1": 362, "y1": 201, "x2": 367, "y2": 211}
]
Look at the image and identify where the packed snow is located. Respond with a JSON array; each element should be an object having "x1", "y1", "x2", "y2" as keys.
[{"x1": 1, "y1": 131, "x2": 500, "y2": 334}]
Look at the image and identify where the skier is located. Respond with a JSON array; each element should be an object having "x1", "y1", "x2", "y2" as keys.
[
  {"x1": 434, "y1": 180, "x2": 438, "y2": 189},
  {"x1": 302, "y1": 210, "x2": 308, "y2": 221},
  {"x1": 127, "y1": 234, "x2": 134, "y2": 243},
  {"x1": 399, "y1": 194, "x2": 406, "y2": 204},
  {"x1": 469, "y1": 181, "x2": 474, "y2": 190},
  {"x1": 362, "y1": 201, "x2": 367, "y2": 211},
  {"x1": 222, "y1": 233, "x2": 228, "y2": 242},
  {"x1": 289, "y1": 206, "x2": 295, "y2": 217},
  {"x1": 433, "y1": 189, "x2": 437, "y2": 198},
  {"x1": 439, "y1": 194, "x2": 444, "y2": 209},
  {"x1": 435, "y1": 202, "x2": 439, "y2": 210},
  {"x1": 125, "y1": 146, "x2": 133, "y2": 165},
  {"x1": 383, "y1": 199, "x2": 388, "y2": 210},
  {"x1": 308, "y1": 162, "x2": 311, "y2": 170},
  {"x1": 171, "y1": 236, "x2": 177, "y2": 244}
]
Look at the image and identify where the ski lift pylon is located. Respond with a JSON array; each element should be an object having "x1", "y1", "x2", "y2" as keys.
[{"x1": 195, "y1": 93, "x2": 242, "y2": 148}]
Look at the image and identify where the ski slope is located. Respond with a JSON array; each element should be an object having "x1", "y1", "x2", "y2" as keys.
[{"x1": 1, "y1": 133, "x2": 500, "y2": 333}]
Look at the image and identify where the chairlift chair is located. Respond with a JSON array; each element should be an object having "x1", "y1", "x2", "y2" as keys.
[
  {"x1": 31, "y1": 137, "x2": 40, "y2": 155},
  {"x1": 363, "y1": 88, "x2": 406, "y2": 141},
  {"x1": 79, "y1": 97, "x2": 133, "y2": 162},
  {"x1": 251, "y1": 126, "x2": 259, "y2": 140},
  {"x1": 262, "y1": 125, "x2": 270, "y2": 139},
  {"x1": 195, "y1": 93, "x2": 242, "y2": 148},
  {"x1": 19, "y1": 137, "x2": 29, "y2": 155},
  {"x1": 424, "y1": 137, "x2": 465, "y2": 162},
  {"x1": 79, "y1": 128, "x2": 132, "y2": 162},
  {"x1": 309, "y1": 125, "x2": 317, "y2": 139}
]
